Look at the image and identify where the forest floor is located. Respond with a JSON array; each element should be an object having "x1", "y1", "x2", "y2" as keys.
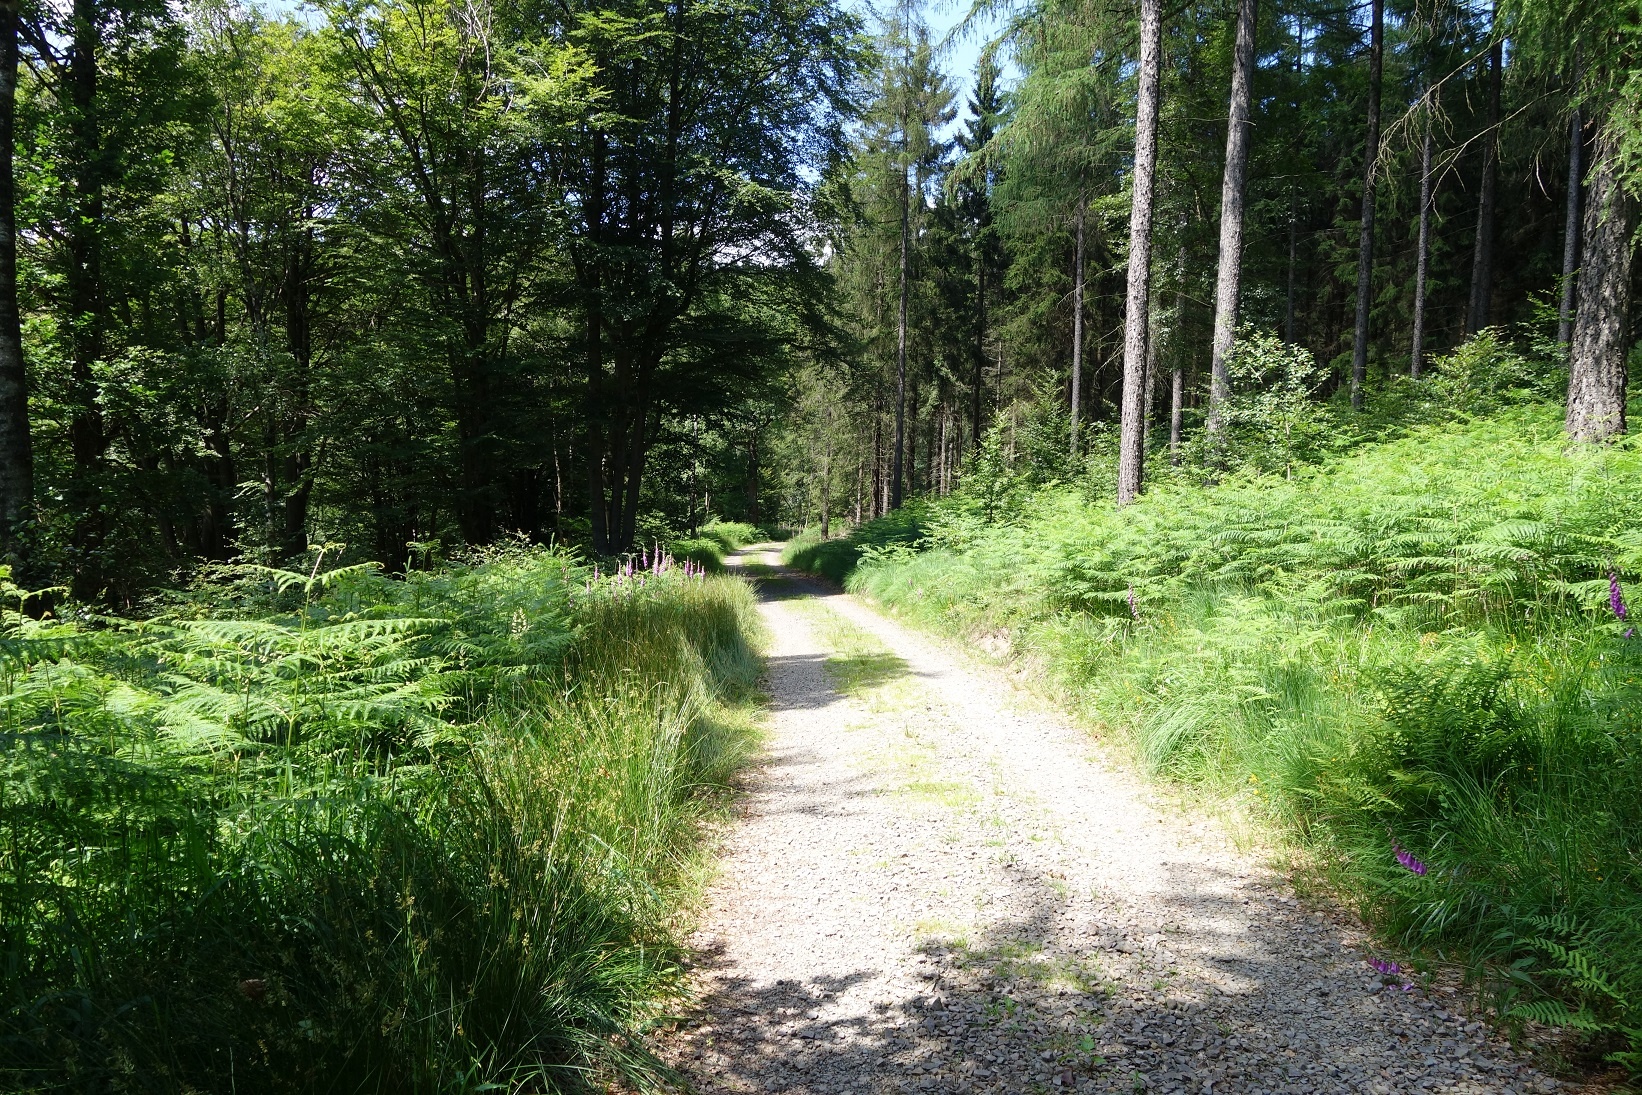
[{"x1": 657, "y1": 546, "x2": 1590, "y2": 1095}]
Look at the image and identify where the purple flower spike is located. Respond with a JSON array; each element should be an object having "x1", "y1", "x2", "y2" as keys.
[
  {"x1": 1611, "y1": 571, "x2": 1629, "y2": 622},
  {"x1": 1127, "y1": 584, "x2": 1139, "y2": 620},
  {"x1": 1369, "y1": 959, "x2": 1401, "y2": 977},
  {"x1": 1385, "y1": 833, "x2": 1425, "y2": 879}
]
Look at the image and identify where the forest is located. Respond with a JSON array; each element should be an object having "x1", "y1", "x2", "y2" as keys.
[{"x1": 1, "y1": 0, "x2": 1640, "y2": 1086}]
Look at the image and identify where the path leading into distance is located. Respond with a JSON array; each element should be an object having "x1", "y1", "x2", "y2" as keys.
[{"x1": 660, "y1": 547, "x2": 1577, "y2": 1095}]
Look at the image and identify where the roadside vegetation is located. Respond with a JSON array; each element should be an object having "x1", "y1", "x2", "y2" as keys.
[
  {"x1": 669, "y1": 520, "x2": 764, "y2": 572},
  {"x1": 0, "y1": 547, "x2": 762, "y2": 1092},
  {"x1": 785, "y1": 335, "x2": 1642, "y2": 1075}
]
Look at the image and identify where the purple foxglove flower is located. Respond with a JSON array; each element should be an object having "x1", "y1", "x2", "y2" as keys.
[
  {"x1": 1369, "y1": 959, "x2": 1400, "y2": 977},
  {"x1": 1392, "y1": 840, "x2": 1427, "y2": 876},
  {"x1": 1611, "y1": 571, "x2": 1628, "y2": 621},
  {"x1": 1127, "y1": 584, "x2": 1138, "y2": 620}
]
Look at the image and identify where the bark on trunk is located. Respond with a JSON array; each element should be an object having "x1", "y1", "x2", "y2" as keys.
[
  {"x1": 1168, "y1": 366, "x2": 1184, "y2": 464},
  {"x1": 1285, "y1": 190, "x2": 1298, "y2": 343},
  {"x1": 892, "y1": 151, "x2": 909, "y2": 509},
  {"x1": 1116, "y1": 0, "x2": 1162, "y2": 505},
  {"x1": 1204, "y1": 0, "x2": 1258, "y2": 448},
  {"x1": 1565, "y1": 127, "x2": 1634, "y2": 442},
  {"x1": 1170, "y1": 232, "x2": 1186, "y2": 465},
  {"x1": 1410, "y1": 92, "x2": 1434, "y2": 378},
  {"x1": 1349, "y1": 0, "x2": 1383, "y2": 411},
  {"x1": 1467, "y1": 36, "x2": 1502, "y2": 335},
  {"x1": 1558, "y1": 103, "x2": 1584, "y2": 348},
  {"x1": 1069, "y1": 197, "x2": 1085, "y2": 459},
  {"x1": 973, "y1": 238, "x2": 985, "y2": 444},
  {"x1": 0, "y1": 0, "x2": 30, "y2": 574}
]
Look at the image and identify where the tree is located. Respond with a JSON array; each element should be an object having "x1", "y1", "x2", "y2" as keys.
[
  {"x1": 1116, "y1": 0, "x2": 1161, "y2": 505},
  {"x1": 1409, "y1": 75, "x2": 1435, "y2": 378},
  {"x1": 1204, "y1": 0, "x2": 1257, "y2": 449},
  {"x1": 0, "y1": 0, "x2": 28, "y2": 573},
  {"x1": 1556, "y1": 96, "x2": 1583, "y2": 349},
  {"x1": 1466, "y1": 29, "x2": 1502, "y2": 334},
  {"x1": 559, "y1": 0, "x2": 861, "y2": 548},
  {"x1": 1349, "y1": 0, "x2": 1383, "y2": 411},
  {"x1": 1564, "y1": 128, "x2": 1632, "y2": 441}
]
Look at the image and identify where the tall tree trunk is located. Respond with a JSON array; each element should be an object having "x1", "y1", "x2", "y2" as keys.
[
  {"x1": 1116, "y1": 0, "x2": 1162, "y2": 505},
  {"x1": 0, "y1": 0, "x2": 30, "y2": 575},
  {"x1": 1285, "y1": 189, "x2": 1298, "y2": 342},
  {"x1": 279, "y1": 219, "x2": 315, "y2": 559},
  {"x1": 1204, "y1": 0, "x2": 1258, "y2": 449},
  {"x1": 1558, "y1": 103, "x2": 1584, "y2": 348},
  {"x1": 1565, "y1": 126, "x2": 1634, "y2": 442},
  {"x1": 583, "y1": 133, "x2": 611, "y2": 553},
  {"x1": 1466, "y1": 35, "x2": 1502, "y2": 334},
  {"x1": 1410, "y1": 89, "x2": 1434, "y2": 378},
  {"x1": 1069, "y1": 197, "x2": 1085, "y2": 459},
  {"x1": 1170, "y1": 232, "x2": 1185, "y2": 464},
  {"x1": 973, "y1": 238, "x2": 985, "y2": 445},
  {"x1": 67, "y1": 0, "x2": 109, "y2": 598},
  {"x1": 892, "y1": 151, "x2": 909, "y2": 509},
  {"x1": 1349, "y1": 0, "x2": 1383, "y2": 411}
]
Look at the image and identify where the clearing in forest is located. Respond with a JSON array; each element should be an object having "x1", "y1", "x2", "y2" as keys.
[{"x1": 663, "y1": 547, "x2": 1576, "y2": 1095}]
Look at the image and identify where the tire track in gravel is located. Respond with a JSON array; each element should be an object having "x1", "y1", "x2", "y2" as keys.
[{"x1": 660, "y1": 547, "x2": 1577, "y2": 1095}]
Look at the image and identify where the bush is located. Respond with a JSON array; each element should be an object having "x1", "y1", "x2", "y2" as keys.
[{"x1": 0, "y1": 549, "x2": 762, "y2": 1092}]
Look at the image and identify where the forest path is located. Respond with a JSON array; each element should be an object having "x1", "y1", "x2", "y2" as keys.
[{"x1": 660, "y1": 546, "x2": 1567, "y2": 1095}]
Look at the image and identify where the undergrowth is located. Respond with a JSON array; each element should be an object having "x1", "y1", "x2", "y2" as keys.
[
  {"x1": 794, "y1": 389, "x2": 1642, "y2": 1075},
  {"x1": 0, "y1": 545, "x2": 762, "y2": 1092},
  {"x1": 669, "y1": 519, "x2": 762, "y2": 572}
]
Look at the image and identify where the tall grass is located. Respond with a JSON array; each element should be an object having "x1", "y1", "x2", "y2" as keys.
[
  {"x1": 1, "y1": 546, "x2": 761, "y2": 1092},
  {"x1": 812, "y1": 404, "x2": 1642, "y2": 1073}
]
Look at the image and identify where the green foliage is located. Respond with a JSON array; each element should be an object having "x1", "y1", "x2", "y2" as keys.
[
  {"x1": 781, "y1": 505, "x2": 927, "y2": 583},
  {"x1": 0, "y1": 549, "x2": 762, "y2": 1091},
  {"x1": 798, "y1": 405, "x2": 1642, "y2": 1072},
  {"x1": 1195, "y1": 329, "x2": 1333, "y2": 478},
  {"x1": 667, "y1": 520, "x2": 762, "y2": 572}
]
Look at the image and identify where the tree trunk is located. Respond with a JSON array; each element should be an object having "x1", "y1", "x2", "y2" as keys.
[
  {"x1": 1349, "y1": 0, "x2": 1383, "y2": 411},
  {"x1": 1467, "y1": 36, "x2": 1502, "y2": 334},
  {"x1": 1285, "y1": 189, "x2": 1298, "y2": 343},
  {"x1": 0, "y1": 0, "x2": 30, "y2": 575},
  {"x1": 973, "y1": 237, "x2": 985, "y2": 445},
  {"x1": 1565, "y1": 127, "x2": 1634, "y2": 442},
  {"x1": 1170, "y1": 232, "x2": 1186, "y2": 465},
  {"x1": 1069, "y1": 197, "x2": 1085, "y2": 459},
  {"x1": 892, "y1": 150, "x2": 909, "y2": 510},
  {"x1": 1116, "y1": 0, "x2": 1162, "y2": 505},
  {"x1": 66, "y1": 0, "x2": 109, "y2": 598},
  {"x1": 1204, "y1": 0, "x2": 1258, "y2": 449},
  {"x1": 1410, "y1": 90, "x2": 1434, "y2": 378},
  {"x1": 1558, "y1": 103, "x2": 1584, "y2": 348},
  {"x1": 1168, "y1": 366, "x2": 1184, "y2": 464}
]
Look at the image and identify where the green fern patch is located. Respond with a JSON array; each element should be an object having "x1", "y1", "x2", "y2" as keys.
[{"x1": 0, "y1": 546, "x2": 762, "y2": 1092}]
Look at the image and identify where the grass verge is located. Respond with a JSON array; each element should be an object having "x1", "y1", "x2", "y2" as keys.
[{"x1": 1, "y1": 546, "x2": 762, "y2": 1092}]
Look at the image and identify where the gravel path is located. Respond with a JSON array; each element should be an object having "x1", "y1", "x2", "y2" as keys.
[{"x1": 662, "y1": 549, "x2": 1574, "y2": 1095}]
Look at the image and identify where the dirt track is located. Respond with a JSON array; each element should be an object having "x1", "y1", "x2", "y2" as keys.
[{"x1": 662, "y1": 549, "x2": 1571, "y2": 1095}]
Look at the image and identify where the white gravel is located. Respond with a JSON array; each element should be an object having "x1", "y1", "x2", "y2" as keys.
[{"x1": 662, "y1": 550, "x2": 1578, "y2": 1095}]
